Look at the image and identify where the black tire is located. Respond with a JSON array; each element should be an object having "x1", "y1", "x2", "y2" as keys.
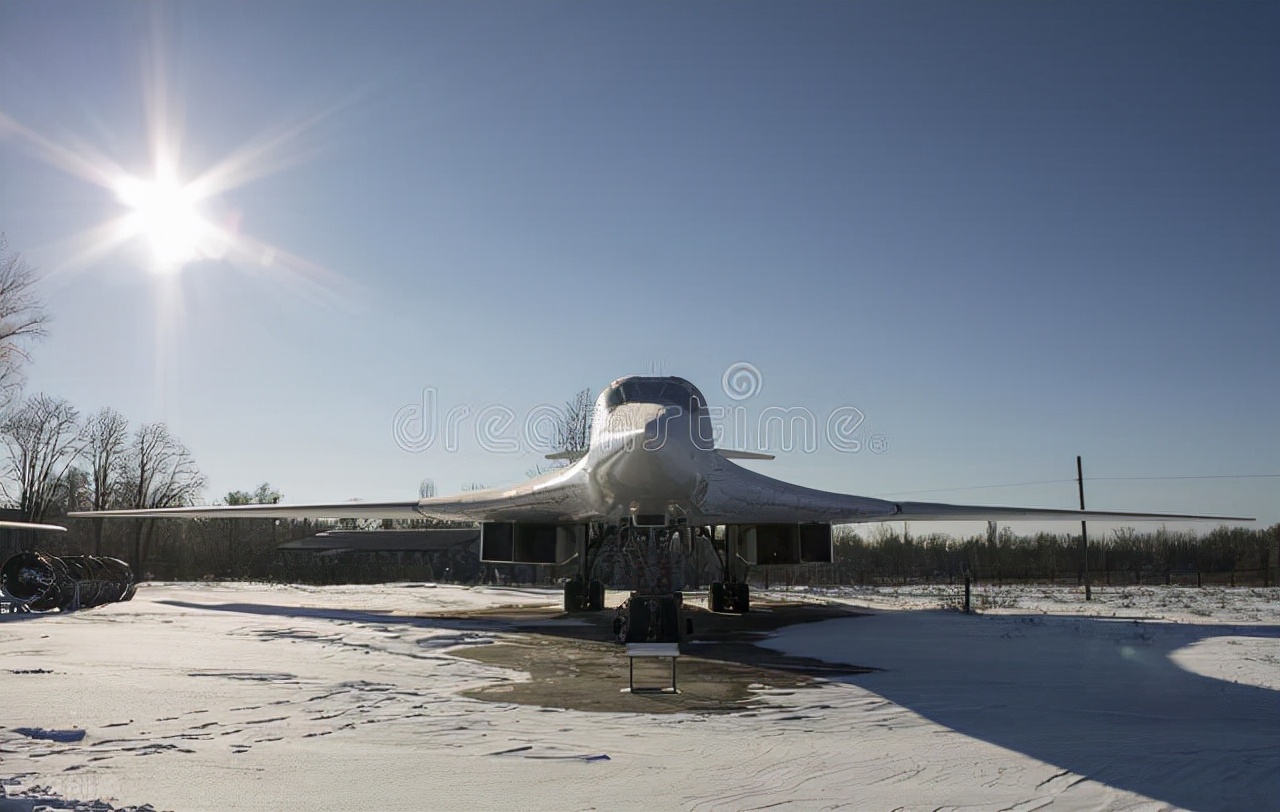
[
  {"x1": 563, "y1": 578, "x2": 585, "y2": 612},
  {"x1": 709, "y1": 582, "x2": 726, "y2": 613},
  {"x1": 736, "y1": 582, "x2": 750, "y2": 613},
  {"x1": 587, "y1": 579, "x2": 606, "y2": 611},
  {"x1": 624, "y1": 594, "x2": 681, "y2": 643}
]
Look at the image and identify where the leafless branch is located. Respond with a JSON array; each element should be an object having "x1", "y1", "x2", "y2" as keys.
[
  {"x1": 0, "y1": 393, "x2": 84, "y2": 521},
  {"x1": 0, "y1": 235, "x2": 51, "y2": 405}
]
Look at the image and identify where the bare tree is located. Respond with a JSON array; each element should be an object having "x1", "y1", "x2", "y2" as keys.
[
  {"x1": 82, "y1": 407, "x2": 130, "y2": 553},
  {"x1": 0, "y1": 393, "x2": 83, "y2": 521},
  {"x1": 48, "y1": 464, "x2": 90, "y2": 517},
  {"x1": 556, "y1": 388, "x2": 594, "y2": 459},
  {"x1": 527, "y1": 387, "x2": 595, "y2": 478},
  {"x1": 0, "y1": 236, "x2": 51, "y2": 407},
  {"x1": 123, "y1": 422, "x2": 206, "y2": 564}
]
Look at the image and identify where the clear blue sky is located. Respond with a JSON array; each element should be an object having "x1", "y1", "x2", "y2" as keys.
[{"x1": 1, "y1": 1, "x2": 1276, "y2": 533}]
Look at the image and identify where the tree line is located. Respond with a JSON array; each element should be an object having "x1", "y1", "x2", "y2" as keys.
[
  {"x1": 786, "y1": 524, "x2": 1280, "y2": 589},
  {"x1": 0, "y1": 237, "x2": 208, "y2": 563},
  {"x1": 2, "y1": 400, "x2": 205, "y2": 557},
  {"x1": 23, "y1": 519, "x2": 1275, "y2": 588},
  {"x1": 1, "y1": 236, "x2": 1275, "y2": 587}
]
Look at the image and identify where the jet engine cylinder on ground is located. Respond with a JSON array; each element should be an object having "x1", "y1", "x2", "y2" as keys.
[{"x1": 0, "y1": 552, "x2": 136, "y2": 612}]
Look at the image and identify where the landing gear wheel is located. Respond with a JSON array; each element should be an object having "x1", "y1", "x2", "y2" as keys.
[
  {"x1": 563, "y1": 577, "x2": 585, "y2": 612},
  {"x1": 709, "y1": 581, "x2": 726, "y2": 613},
  {"x1": 622, "y1": 594, "x2": 682, "y2": 643},
  {"x1": 587, "y1": 579, "x2": 606, "y2": 611},
  {"x1": 710, "y1": 582, "x2": 749, "y2": 613}
]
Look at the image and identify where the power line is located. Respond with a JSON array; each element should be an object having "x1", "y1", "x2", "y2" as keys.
[
  {"x1": 1092, "y1": 474, "x2": 1280, "y2": 481},
  {"x1": 876, "y1": 474, "x2": 1280, "y2": 498},
  {"x1": 877, "y1": 479, "x2": 1072, "y2": 497}
]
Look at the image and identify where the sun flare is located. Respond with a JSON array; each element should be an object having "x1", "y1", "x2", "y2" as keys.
[
  {"x1": 0, "y1": 31, "x2": 348, "y2": 294},
  {"x1": 114, "y1": 168, "x2": 214, "y2": 274}
]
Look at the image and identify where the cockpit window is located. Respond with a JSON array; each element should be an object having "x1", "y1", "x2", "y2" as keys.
[{"x1": 605, "y1": 378, "x2": 703, "y2": 413}]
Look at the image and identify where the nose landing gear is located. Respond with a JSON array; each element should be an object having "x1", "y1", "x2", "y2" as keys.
[{"x1": 708, "y1": 580, "x2": 749, "y2": 614}]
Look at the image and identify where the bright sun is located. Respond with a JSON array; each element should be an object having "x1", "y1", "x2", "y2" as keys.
[
  {"x1": 1, "y1": 60, "x2": 341, "y2": 289},
  {"x1": 114, "y1": 168, "x2": 214, "y2": 274}
]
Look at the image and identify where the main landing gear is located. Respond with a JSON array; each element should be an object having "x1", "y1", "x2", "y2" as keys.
[
  {"x1": 563, "y1": 573, "x2": 606, "y2": 612},
  {"x1": 564, "y1": 523, "x2": 608, "y2": 613},
  {"x1": 560, "y1": 521, "x2": 752, "y2": 640},
  {"x1": 708, "y1": 524, "x2": 750, "y2": 614}
]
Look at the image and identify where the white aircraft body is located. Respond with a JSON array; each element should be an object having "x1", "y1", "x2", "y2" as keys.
[{"x1": 72, "y1": 376, "x2": 1250, "y2": 619}]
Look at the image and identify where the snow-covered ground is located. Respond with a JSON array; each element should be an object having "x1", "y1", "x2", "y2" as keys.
[{"x1": 2, "y1": 581, "x2": 1277, "y2": 811}]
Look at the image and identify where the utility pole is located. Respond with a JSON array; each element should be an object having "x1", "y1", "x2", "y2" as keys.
[{"x1": 1077, "y1": 455, "x2": 1091, "y2": 601}]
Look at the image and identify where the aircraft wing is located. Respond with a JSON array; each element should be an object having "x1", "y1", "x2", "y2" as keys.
[
  {"x1": 0, "y1": 520, "x2": 67, "y2": 532},
  {"x1": 67, "y1": 492, "x2": 572, "y2": 524},
  {"x1": 68, "y1": 464, "x2": 598, "y2": 524},
  {"x1": 879, "y1": 501, "x2": 1252, "y2": 524},
  {"x1": 699, "y1": 459, "x2": 1253, "y2": 525},
  {"x1": 67, "y1": 501, "x2": 426, "y2": 521},
  {"x1": 69, "y1": 458, "x2": 1251, "y2": 527}
]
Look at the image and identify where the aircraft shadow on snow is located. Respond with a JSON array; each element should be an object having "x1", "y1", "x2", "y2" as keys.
[
  {"x1": 154, "y1": 597, "x2": 875, "y2": 677},
  {"x1": 813, "y1": 610, "x2": 1280, "y2": 812},
  {"x1": 155, "y1": 599, "x2": 1278, "y2": 811}
]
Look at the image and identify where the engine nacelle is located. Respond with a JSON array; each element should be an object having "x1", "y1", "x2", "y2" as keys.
[
  {"x1": 729, "y1": 523, "x2": 833, "y2": 566},
  {"x1": 1, "y1": 552, "x2": 136, "y2": 612},
  {"x1": 479, "y1": 522, "x2": 581, "y2": 564}
]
